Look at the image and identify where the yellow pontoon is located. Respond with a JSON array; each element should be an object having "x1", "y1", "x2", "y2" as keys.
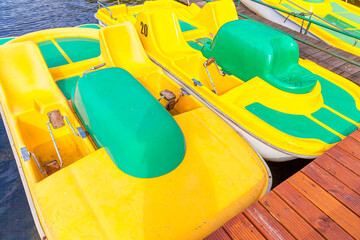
[
  {"x1": 0, "y1": 23, "x2": 271, "y2": 239},
  {"x1": 96, "y1": 0, "x2": 360, "y2": 161}
]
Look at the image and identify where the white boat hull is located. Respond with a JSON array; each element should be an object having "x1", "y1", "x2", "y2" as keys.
[{"x1": 241, "y1": 0, "x2": 320, "y2": 40}]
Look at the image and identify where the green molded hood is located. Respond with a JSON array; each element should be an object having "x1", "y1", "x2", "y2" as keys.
[
  {"x1": 72, "y1": 67, "x2": 186, "y2": 178},
  {"x1": 202, "y1": 20, "x2": 317, "y2": 94}
]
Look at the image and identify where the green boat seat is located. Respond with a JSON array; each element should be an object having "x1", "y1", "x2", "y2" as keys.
[
  {"x1": 202, "y1": 20, "x2": 318, "y2": 94},
  {"x1": 72, "y1": 67, "x2": 185, "y2": 178}
]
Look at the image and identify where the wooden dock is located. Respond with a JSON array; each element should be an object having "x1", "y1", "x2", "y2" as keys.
[
  {"x1": 187, "y1": 1, "x2": 360, "y2": 239},
  {"x1": 205, "y1": 129, "x2": 360, "y2": 240}
]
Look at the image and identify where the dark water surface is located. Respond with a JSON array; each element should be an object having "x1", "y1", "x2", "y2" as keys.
[{"x1": 0, "y1": 0, "x2": 144, "y2": 38}]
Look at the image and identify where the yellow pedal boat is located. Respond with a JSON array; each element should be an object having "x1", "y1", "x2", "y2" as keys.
[
  {"x1": 96, "y1": 0, "x2": 360, "y2": 161},
  {"x1": 0, "y1": 23, "x2": 271, "y2": 239},
  {"x1": 242, "y1": 0, "x2": 360, "y2": 57}
]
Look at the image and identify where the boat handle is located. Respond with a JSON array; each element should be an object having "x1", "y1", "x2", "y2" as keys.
[
  {"x1": 97, "y1": 1, "x2": 114, "y2": 19},
  {"x1": 82, "y1": 63, "x2": 106, "y2": 76},
  {"x1": 203, "y1": 57, "x2": 225, "y2": 94}
]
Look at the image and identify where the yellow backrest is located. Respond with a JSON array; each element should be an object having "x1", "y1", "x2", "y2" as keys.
[
  {"x1": 0, "y1": 41, "x2": 64, "y2": 115},
  {"x1": 194, "y1": 0, "x2": 238, "y2": 34},
  {"x1": 99, "y1": 22, "x2": 153, "y2": 69},
  {"x1": 135, "y1": 9, "x2": 196, "y2": 56}
]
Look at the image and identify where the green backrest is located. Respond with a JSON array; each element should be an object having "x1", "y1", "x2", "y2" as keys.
[
  {"x1": 72, "y1": 67, "x2": 185, "y2": 178},
  {"x1": 202, "y1": 20, "x2": 317, "y2": 94}
]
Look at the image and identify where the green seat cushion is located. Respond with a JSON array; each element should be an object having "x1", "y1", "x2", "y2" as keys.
[
  {"x1": 0, "y1": 37, "x2": 14, "y2": 46},
  {"x1": 202, "y1": 20, "x2": 317, "y2": 94},
  {"x1": 56, "y1": 75, "x2": 80, "y2": 100},
  {"x1": 178, "y1": 20, "x2": 197, "y2": 32},
  {"x1": 72, "y1": 68, "x2": 185, "y2": 178},
  {"x1": 55, "y1": 37, "x2": 101, "y2": 63},
  {"x1": 37, "y1": 40, "x2": 69, "y2": 68}
]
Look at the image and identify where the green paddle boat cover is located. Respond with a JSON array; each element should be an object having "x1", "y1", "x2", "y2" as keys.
[
  {"x1": 202, "y1": 20, "x2": 318, "y2": 94},
  {"x1": 72, "y1": 67, "x2": 185, "y2": 178}
]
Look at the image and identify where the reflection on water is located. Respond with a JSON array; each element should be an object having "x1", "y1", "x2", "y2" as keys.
[
  {"x1": 0, "y1": 0, "x2": 144, "y2": 239},
  {"x1": 0, "y1": 118, "x2": 38, "y2": 239},
  {"x1": 0, "y1": 0, "x2": 144, "y2": 38}
]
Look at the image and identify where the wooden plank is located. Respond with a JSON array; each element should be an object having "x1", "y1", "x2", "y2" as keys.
[
  {"x1": 348, "y1": 72, "x2": 360, "y2": 85},
  {"x1": 329, "y1": 47, "x2": 360, "y2": 61},
  {"x1": 298, "y1": 42, "x2": 312, "y2": 58},
  {"x1": 204, "y1": 227, "x2": 232, "y2": 240},
  {"x1": 259, "y1": 191, "x2": 324, "y2": 239},
  {"x1": 349, "y1": 130, "x2": 360, "y2": 142},
  {"x1": 298, "y1": 44, "x2": 322, "y2": 57},
  {"x1": 243, "y1": 202, "x2": 295, "y2": 240},
  {"x1": 315, "y1": 154, "x2": 360, "y2": 194},
  {"x1": 337, "y1": 136, "x2": 360, "y2": 160},
  {"x1": 223, "y1": 213, "x2": 265, "y2": 240},
  {"x1": 274, "y1": 182, "x2": 354, "y2": 240},
  {"x1": 326, "y1": 146, "x2": 360, "y2": 176},
  {"x1": 288, "y1": 172, "x2": 360, "y2": 239},
  {"x1": 306, "y1": 50, "x2": 332, "y2": 62},
  {"x1": 301, "y1": 162, "x2": 360, "y2": 216},
  {"x1": 331, "y1": 62, "x2": 360, "y2": 78},
  {"x1": 316, "y1": 56, "x2": 349, "y2": 71}
]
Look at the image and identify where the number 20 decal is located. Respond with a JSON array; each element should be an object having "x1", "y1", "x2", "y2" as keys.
[{"x1": 140, "y1": 22, "x2": 148, "y2": 37}]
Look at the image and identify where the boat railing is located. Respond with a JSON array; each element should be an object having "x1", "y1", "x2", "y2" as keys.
[
  {"x1": 97, "y1": 0, "x2": 120, "y2": 19},
  {"x1": 285, "y1": 0, "x2": 358, "y2": 46},
  {"x1": 237, "y1": 0, "x2": 360, "y2": 46}
]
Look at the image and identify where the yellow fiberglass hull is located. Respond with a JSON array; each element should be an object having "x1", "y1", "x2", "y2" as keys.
[
  {"x1": 244, "y1": 0, "x2": 360, "y2": 57},
  {"x1": 95, "y1": 0, "x2": 360, "y2": 161},
  {"x1": 0, "y1": 23, "x2": 271, "y2": 239}
]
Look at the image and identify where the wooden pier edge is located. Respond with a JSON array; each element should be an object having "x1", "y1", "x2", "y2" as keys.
[{"x1": 205, "y1": 129, "x2": 360, "y2": 240}]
